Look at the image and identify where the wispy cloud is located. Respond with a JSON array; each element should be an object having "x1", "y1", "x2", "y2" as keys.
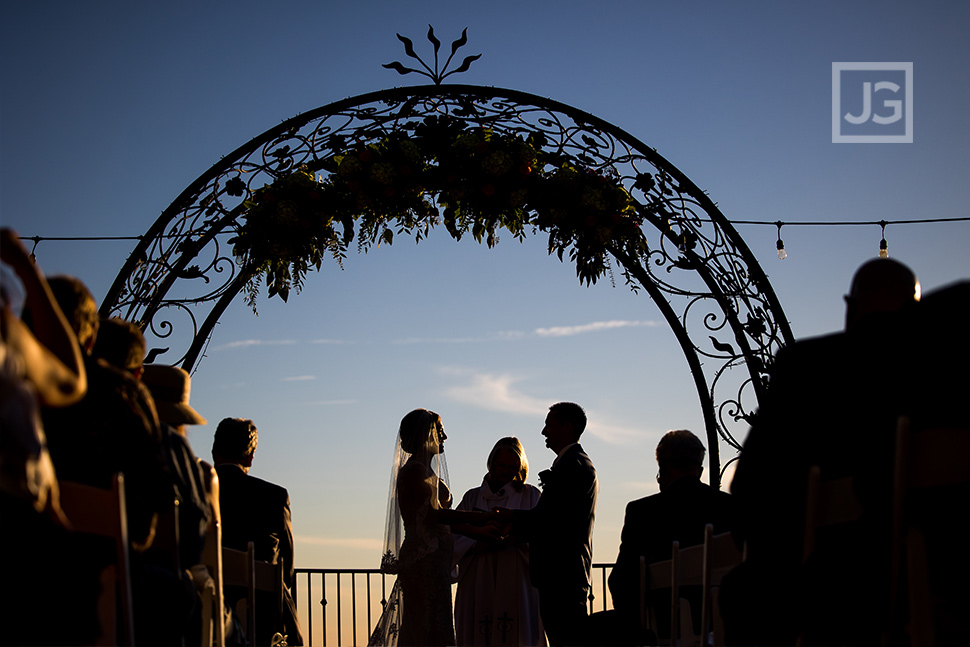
[
  {"x1": 393, "y1": 321, "x2": 658, "y2": 345},
  {"x1": 211, "y1": 339, "x2": 298, "y2": 351},
  {"x1": 211, "y1": 321, "x2": 657, "y2": 352},
  {"x1": 211, "y1": 338, "x2": 351, "y2": 352},
  {"x1": 281, "y1": 375, "x2": 316, "y2": 382},
  {"x1": 438, "y1": 367, "x2": 648, "y2": 445},
  {"x1": 535, "y1": 320, "x2": 659, "y2": 337},
  {"x1": 294, "y1": 535, "x2": 382, "y2": 551},
  {"x1": 393, "y1": 331, "x2": 526, "y2": 344},
  {"x1": 587, "y1": 420, "x2": 652, "y2": 444},
  {"x1": 439, "y1": 367, "x2": 548, "y2": 416}
]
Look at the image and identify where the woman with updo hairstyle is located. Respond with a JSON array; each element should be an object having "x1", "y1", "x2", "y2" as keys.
[
  {"x1": 370, "y1": 409, "x2": 502, "y2": 647},
  {"x1": 453, "y1": 437, "x2": 545, "y2": 646}
]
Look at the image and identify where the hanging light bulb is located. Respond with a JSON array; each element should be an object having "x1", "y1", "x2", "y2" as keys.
[
  {"x1": 775, "y1": 222, "x2": 787, "y2": 260},
  {"x1": 878, "y1": 221, "x2": 889, "y2": 258}
]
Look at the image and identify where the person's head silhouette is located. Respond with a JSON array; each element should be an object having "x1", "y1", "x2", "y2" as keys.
[
  {"x1": 844, "y1": 258, "x2": 919, "y2": 331},
  {"x1": 655, "y1": 429, "x2": 705, "y2": 491},
  {"x1": 212, "y1": 417, "x2": 258, "y2": 472},
  {"x1": 92, "y1": 317, "x2": 146, "y2": 378}
]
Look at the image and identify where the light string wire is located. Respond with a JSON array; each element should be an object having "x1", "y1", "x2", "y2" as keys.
[
  {"x1": 743, "y1": 216, "x2": 969, "y2": 259},
  {"x1": 13, "y1": 215, "x2": 970, "y2": 260}
]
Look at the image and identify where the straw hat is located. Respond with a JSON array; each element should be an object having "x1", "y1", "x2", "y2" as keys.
[{"x1": 141, "y1": 364, "x2": 207, "y2": 425}]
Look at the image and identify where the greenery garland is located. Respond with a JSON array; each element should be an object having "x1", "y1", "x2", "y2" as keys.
[{"x1": 229, "y1": 117, "x2": 648, "y2": 309}]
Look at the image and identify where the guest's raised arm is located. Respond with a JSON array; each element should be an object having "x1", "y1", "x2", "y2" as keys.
[{"x1": 1, "y1": 228, "x2": 86, "y2": 406}]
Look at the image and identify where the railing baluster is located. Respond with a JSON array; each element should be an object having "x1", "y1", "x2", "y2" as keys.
[
  {"x1": 366, "y1": 574, "x2": 372, "y2": 639},
  {"x1": 336, "y1": 572, "x2": 342, "y2": 646},
  {"x1": 351, "y1": 573, "x2": 358, "y2": 646},
  {"x1": 600, "y1": 568, "x2": 607, "y2": 611},
  {"x1": 322, "y1": 572, "x2": 328, "y2": 647},
  {"x1": 302, "y1": 571, "x2": 310, "y2": 647}
]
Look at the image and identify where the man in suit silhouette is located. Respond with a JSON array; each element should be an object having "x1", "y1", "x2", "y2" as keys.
[
  {"x1": 212, "y1": 417, "x2": 303, "y2": 645},
  {"x1": 511, "y1": 402, "x2": 598, "y2": 646},
  {"x1": 608, "y1": 429, "x2": 733, "y2": 642},
  {"x1": 722, "y1": 258, "x2": 921, "y2": 645}
]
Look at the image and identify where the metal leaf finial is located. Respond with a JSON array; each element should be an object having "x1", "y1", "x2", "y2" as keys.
[{"x1": 383, "y1": 26, "x2": 481, "y2": 85}]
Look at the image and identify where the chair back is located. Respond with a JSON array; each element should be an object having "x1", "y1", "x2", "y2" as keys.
[
  {"x1": 890, "y1": 416, "x2": 970, "y2": 646},
  {"x1": 152, "y1": 498, "x2": 181, "y2": 570},
  {"x1": 200, "y1": 464, "x2": 226, "y2": 647},
  {"x1": 644, "y1": 524, "x2": 742, "y2": 647},
  {"x1": 702, "y1": 528, "x2": 743, "y2": 647},
  {"x1": 802, "y1": 467, "x2": 863, "y2": 563},
  {"x1": 222, "y1": 541, "x2": 285, "y2": 645},
  {"x1": 59, "y1": 473, "x2": 134, "y2": 646},
  {"x1": 794, "y1": 465, "x2": 866, "y2": 647}
]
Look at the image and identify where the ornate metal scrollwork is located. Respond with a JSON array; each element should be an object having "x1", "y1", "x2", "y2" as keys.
[
  {"x1": 101, "y1": 84, "x2": 794, "y2": 487},
  {"x1": 383, "y1": 26, "x2": 482, "y2": 85}
]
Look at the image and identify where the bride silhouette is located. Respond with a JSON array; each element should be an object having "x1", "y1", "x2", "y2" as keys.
[{"x1": 370, "y1": 409, "x2": 501, "y2": 647}]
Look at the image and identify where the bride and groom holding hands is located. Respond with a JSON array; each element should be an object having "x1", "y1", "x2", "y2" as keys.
[{"x1": 370, "y1": 402, "x2": 598, "y2": 647}]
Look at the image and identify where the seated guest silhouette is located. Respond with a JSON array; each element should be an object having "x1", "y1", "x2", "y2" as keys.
[
  {"x1": 34, "y1": 276, "x2": 171, "y2": 550},
  {"x1": 21, "y1": 273, "x2": 172, "y2": 645},
  {"x1": 608, "y1": 429, "x2": 733, "y2": 643},
  {"x1": 723, "y1": 258, "x2": 920, "y2": 646},
  {"x1": 1, "y1": 229, "x2": 91, "y2": 646},
  {"x1": 141, "y1": 363, "x2": 212, "y2": 569},
  {"x1": 212, "y1": 417, "x2": 304, "y2": 646},
  {"x1": 95, "y1": 323, "x2": 210, "y2": 646},
  {"x1": 887, "y1": 279, "x2": 970, "y2": 645}
]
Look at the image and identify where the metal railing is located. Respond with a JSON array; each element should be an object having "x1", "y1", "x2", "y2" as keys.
[{"x1": 294, "y1": 564, "x2": 616, "y2": 646}]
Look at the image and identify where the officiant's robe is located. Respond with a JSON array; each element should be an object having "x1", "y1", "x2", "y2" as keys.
[{"x1": 454, "y1": 480, "x2": 545, "y2": 646}]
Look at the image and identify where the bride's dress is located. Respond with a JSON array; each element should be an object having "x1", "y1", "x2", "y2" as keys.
[
  {"x1": 371, "y1": 460, "x2": 455, "y2": 647},
  {"x1": 396, "y1": 463, "x2": 455, "y2": 646}
]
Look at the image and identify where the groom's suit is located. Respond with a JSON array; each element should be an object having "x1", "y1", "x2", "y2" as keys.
[{"x1": 521, "y1": 443, "x2": 598, "y2": 645}]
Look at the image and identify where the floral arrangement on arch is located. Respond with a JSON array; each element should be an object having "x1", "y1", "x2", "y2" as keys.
[{"x1": 229, "y1": 116, "x2": 648, "y2": 309}]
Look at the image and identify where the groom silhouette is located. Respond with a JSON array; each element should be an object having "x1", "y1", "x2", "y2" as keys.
[{"x1": 511, "y1": 402, "x2": 598, "y2": 646}]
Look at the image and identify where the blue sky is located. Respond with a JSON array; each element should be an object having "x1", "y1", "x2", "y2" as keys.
[{"x1": 2, "y1": 1, "x2": 968, "y2": 578}]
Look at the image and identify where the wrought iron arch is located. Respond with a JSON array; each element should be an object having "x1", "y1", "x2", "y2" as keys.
[{"x1": 101, "y1": 84, "x2": 794, "y2": 487}]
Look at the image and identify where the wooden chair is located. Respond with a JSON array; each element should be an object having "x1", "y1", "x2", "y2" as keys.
[
  {"x1": 701, "y1": 528, "x2": 743, "y2": 647},
  {"x1": 801, "y1": 466, "x2": 863, "y2": 564},
  {"x1": 145, "y1": 496, "x2": 190, "y2": 647},
  {"x1": 644, "y1": 541, "x2": 685, "y2": 645},
  {"x1": 152, "y1": 499, "x2": 182, "y2": 569},
  {"x1": 643, "y1": 524, "x2": 742, "y2": 647},
  {"x1": 221, "y1": 542, "x2": 285, "y2": 645},
  {"x1": 889, "y1": 416, "x2": 970, "y2": 646},
  {"x1": 59, "y1": 473, "x2": 134, "y2": 646},
  {"x1": 794, "y1": 465, "x2": 865, "y2": 646},
  {"x1": 200, "y1": 464, "x2": 226, "y2": 647}
]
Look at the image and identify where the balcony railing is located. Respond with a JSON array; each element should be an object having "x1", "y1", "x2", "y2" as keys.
[{"x1": 294, "y1": 564, "x2": 616, "y2": 647}]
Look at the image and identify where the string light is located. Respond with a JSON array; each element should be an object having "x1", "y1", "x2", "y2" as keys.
[
  {"x1": 14, "y1": 216, "x2": 968, "y2": 263},
  {"x1": 775, "y1": 222, "x2": 787, "y2": 260},
  {"x1": 734, "y1": 216, "x2": 967, "y2": 261}
]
